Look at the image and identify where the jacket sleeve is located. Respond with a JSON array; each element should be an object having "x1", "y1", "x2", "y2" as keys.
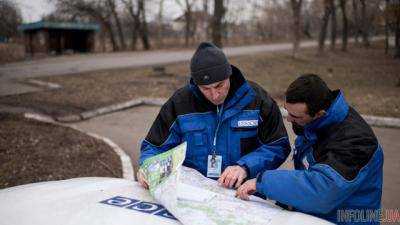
[
  {"x1": 139, "y1": 98, "x2": 182, "y2": 165},
  {"x1": 236, "y1": 94, "x2": 290, "y2": 178},
  {"x1": 255, "y1": 165, "x2": 361, "y2": 214},
  {"x1": 255, "y1": 140, "x2": 383, "y2": 214}
]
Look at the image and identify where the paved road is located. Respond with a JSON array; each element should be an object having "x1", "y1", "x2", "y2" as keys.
[
  {"x1": 0, "y1": 40, "x2": 320, "y2": 96},
  {"x1": 0, "y1": 37, "x2": 386, "y2": 96},
  {"x1": 71, "y1": 105, "x2": 399, "y2": 211},
  {"x1": 0, "y1": 41, "x2": 317, "y2": 79}
]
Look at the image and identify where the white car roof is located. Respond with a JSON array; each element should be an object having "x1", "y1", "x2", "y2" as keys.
[{"x1": 0, "y1": 177, "x2": 332, "y2": 225}]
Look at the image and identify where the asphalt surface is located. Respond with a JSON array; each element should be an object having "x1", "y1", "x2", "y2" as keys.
[
  {"x1": 0, "y1": 40, "x2": 319, "y2": 96},
  {"x1": 1, "y1": 37, "x2": 388, "y2": 96},
  {"x1": 71, "y1": 105, "x2": 400, "y2": 211}
]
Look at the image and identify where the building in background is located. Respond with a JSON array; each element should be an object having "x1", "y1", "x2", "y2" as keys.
[{"x1": 18, "y1": 21, "x2": 100, "y2": 56}]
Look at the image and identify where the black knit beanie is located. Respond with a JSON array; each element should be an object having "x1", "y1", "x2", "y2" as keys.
[{"x1": 190, "y1": 42, "x2": 232, "y2": 85}]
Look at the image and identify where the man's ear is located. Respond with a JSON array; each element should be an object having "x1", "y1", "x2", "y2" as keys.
[{"x1": 314, "y1": 110, "x2": 326, "y2": 119}]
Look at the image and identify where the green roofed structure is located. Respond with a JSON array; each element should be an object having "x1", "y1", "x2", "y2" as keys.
[{"x1": 18, "y1": 21, "x2": 100, "y2": 56}]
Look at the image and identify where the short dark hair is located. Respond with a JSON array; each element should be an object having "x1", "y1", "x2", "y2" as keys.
[{"x1": 285, "y1": 74, "x2": 333, "y2": 117}]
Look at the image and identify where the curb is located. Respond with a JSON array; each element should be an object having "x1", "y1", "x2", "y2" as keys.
[
  {"x1": 25, "y1": 79, "x2": 62, "y2": 89},
  {"x1": 140, "y1": 98, "x2": 400, "y2": 129},
  {"x1": 122, "y1": 98, "x2": 400, "y2": 129},
  {"x1": 361, "y1": 115, "x2": 400, "y2": 129},
  {"x1": 23, "y1": 112, "x2": 135, "y2": 181},
  {"x1": 54, "y1": 97, "x2": 400, "y2": 129},
  {"x1": 55, "y1": 98, "x2": 167, "y2": 122}
]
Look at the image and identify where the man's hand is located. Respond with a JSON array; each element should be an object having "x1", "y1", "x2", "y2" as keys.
[
  {"x1": 137, "y1": 169, "x2": 149, "y2": 189},
  {"x1": 218, "y1": 165, "x2": 247, "y2": 189},
  {"x1": 236, "y1": 178, "x2": 257, "y2": 200}
]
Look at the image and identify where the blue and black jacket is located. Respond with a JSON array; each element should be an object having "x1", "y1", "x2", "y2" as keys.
[
  {"x1": 139, "y1": 65, "x2": 290, "y2": 179},
  {"x1": 256, "y1": 90, "x2": 384, "y2": 224}
]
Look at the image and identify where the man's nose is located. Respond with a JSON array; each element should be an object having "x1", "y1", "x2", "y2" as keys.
[{"x1": 211, "y1": 89, "x2": 219, "y2": 100}]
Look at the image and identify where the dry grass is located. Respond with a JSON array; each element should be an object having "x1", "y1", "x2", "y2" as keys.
[
  {"x1": 0, "y1": 43, "x2": 25, "y2": 64},
  {"x1": 0, "y1": 113, "x2": 122, "y2": 189},
  {"x1": 233, "y1": 42, "x2": 400, "y2": 117},
  {"x1": 166, "y1": 41, "x2": 400, "y2": 117},
  {"x1": 0, "y1": 41, "x2": 398, "y2": 118}
]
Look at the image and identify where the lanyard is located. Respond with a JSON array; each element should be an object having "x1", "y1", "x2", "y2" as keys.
[{"x1": 212, "y1": 104, "x2": 224, "y2": 161}]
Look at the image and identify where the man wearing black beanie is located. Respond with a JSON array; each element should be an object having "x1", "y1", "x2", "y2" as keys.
[{"x1": 138, "y1": 42, "x2": 290, "y2": 190}]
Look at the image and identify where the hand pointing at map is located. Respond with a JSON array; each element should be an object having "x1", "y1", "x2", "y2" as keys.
[
  {"x1": 218, "y1": 165, "x2": 247, "y2": 189},
  {"x1": 137, "y1": 169, "x2": 149, "y2": 189},
  {"x1": 236, "y1": 178, "x2": 257, "y2": 200}
]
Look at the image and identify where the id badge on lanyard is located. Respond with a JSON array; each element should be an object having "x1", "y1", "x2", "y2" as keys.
[{"x1": 207, "y1": 154, "x2": 222, "y2": 178}]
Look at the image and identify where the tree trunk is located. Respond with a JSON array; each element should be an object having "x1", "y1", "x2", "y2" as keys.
[
  {"x1": 131, "y1": 11, "x2": 140, "y2": 51},
  {"x1": 339, "y1": 0, "x2": 348, "y2": 51},
  {"x1": 290, "y1": 0, "x2": 303, "y2": 58},
  {"x1": 203, "y1": 0, "x2": 210, "y2": 39},
  {"x1": 352, "y1": 0, "x2": 360, "y2": 44},
  {"x1": 157, "y1": 0, "x2": 165, "y2": 47},
  {"x1": 104, "y1": 21, "x2": 118, "y2": 51},
  {"x1": 122, "y1": 0, "x2": 139, "y2": 50},
  {"x1": 212, "y1": 0, "x2": 225, "y2": 47},
  {"x1": 138, "y1": 0, "x2": 150, "y2": 50},
  {"x1": 131, "y1": 23, "x2": 139, "y2": 51},
  {"x1": 70, "y1": 1, "x2": 118, "y2": 52},
  {"x1": 184, "y1": 10, "x2": 192, "y2": 46},
  {"x1": 395, "y1": 18, "x2": 400, "y2": 58},
  {"x1": 318, "y1": 0, "x2": 332, "y2": 54},
  {"x1": 385, "y1": 0, "x2": 390, "y2": 54},
  {"x1": 107, "y1": 0, "x2": 126, "y2": 50},
  {"x1": 360, "y1": 0, "x2": 370, "y2": 47},
  {"x1": 330, "y1": 0, "x2": 337, "y2": 51}
]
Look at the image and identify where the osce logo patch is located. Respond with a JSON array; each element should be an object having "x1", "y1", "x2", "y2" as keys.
[
  {"x1": 100, "y1": 196, "x2": 177, "y2": 220},
  {"x1": 238, "y1": 120, "x2": 258, "y2": 127}
]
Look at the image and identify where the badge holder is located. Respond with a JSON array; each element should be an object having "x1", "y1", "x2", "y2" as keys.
[{"x1": 207, "y1": 153, "x2": 222, "y2": 178}]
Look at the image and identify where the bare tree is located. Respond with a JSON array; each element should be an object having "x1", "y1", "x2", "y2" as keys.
[
  {"x1": 122, "y1": 0, "x2": 140, "y2": 50},
  {"x1": 0, "y1": 0, "x2": 22, "y2": 40},
  {"x1": 122, "y1": 0, "x2": 150, "y2": 50},
  {"x1": 138, "y1": 0, "x2": 150, "y2": 50},
  {"x1": 385, "y1": 0, "x2": 390, "y2": 54},
  {"x1": 212, "y1": 0, "x2": 225, "y2": 47},
  {"x1": 203, "y1": 0, "x2": 211, "y2": 40},
  {"x1": 352, "y1": 0, "x2": 361, "y2": 44},
  {"x1": 175, "y1": 0, "x2": 196, "y2": 46},
  {"x1": 395, "y1": 5, "x2": 400, "y2": 59},
  {"x1": 318, "y1": 0, "x2": 333, "y2": 54},
  {"x1": 260, "y1": 0, "x2": 292, "y2": 40},
  {"x1": 290, "y1": 0, "x2": 303, "y2": 58},
  {"x1": 339, "y1": 0, "x2": 348, "y2": 51},
  {"x1": 156, "y1": 0, "x2": 165, "y2": 47},
  {"x1": 330, "y1": 0, "x2": 337, "y2": 50},
  {"x1": 106, "y1": 0, "x2": 127, "y2": 50},
  {"x1": 360, "y1": 0, "x2": 370, "y2": 47},
  {"x1": 386, "y1": 0, "x2": 400, "y2": 58},
  {"x1": 53, "y1": 0, "x2": 119, "y2": 51}
]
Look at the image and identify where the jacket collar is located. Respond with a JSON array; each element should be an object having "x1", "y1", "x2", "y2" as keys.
[{"x1": 303, "y1": 90, "x2": 349, "y2": 142}]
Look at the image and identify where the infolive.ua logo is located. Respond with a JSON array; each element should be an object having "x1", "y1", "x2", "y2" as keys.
[{"x1": 100, "y1": 196, "x2": 177, "y2": 220}]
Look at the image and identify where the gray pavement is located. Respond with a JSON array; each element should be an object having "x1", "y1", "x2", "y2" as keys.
[
  {"x1": 0, "y1": 40, "x2": 319, "y2": 96},
  {"x1": 71, "y1": 105, "x2": 399, "y2": 210},
  {"x1": 2, "y1": 37, "x2": 388, "y2": 96}
]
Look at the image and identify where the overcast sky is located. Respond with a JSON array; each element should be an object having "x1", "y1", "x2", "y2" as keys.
[
  {"x1": 13, "y1": 0, "x2": 182, "y2": 23},
  {"x1": 14, "y1": 0, "x2": 255, "y2": 24},
  {"x1": 15, "y1": 0, "x2": 55, "y2": 23}
]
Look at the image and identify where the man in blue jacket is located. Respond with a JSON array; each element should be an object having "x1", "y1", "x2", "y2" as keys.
[
  {"x1": 237, "y1": 74, "x2": 384, "y2": 224},
  {"x1": 138, "y1": 42, "x2": 290, "y2": 189}
]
